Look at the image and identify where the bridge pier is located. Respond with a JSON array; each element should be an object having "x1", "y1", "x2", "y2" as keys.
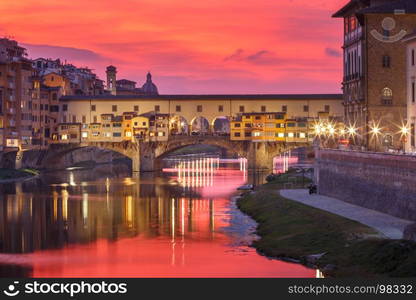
[{"x1": 247, "y1": 142, "x2": 275, "y2": 171}]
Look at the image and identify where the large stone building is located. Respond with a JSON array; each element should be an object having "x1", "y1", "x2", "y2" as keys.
[
  {"x1": 333, "y1": 0, "x2": 416, "y2": 151},
  {"x1": 0, "y1": 38, "x2": 34, "y2": 151},
  {"x1": 404, "y1": 31, "x2": 416, "y2": 152}
]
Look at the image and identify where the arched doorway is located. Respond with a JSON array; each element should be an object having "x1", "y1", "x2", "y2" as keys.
[
  {"x1": 212, "y1": 117, "x2": 230, "y2": 136},
  {"x1": 190, "y1": 116, "x2": 210, "y2": 135},
  {"x1": 169, "y1": 115, "x2": 189, "y2": 135}
]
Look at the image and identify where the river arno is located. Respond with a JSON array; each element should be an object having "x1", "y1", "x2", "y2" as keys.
[{"x1": 0, "y1": 156, "x2": 314, "y2": 278}]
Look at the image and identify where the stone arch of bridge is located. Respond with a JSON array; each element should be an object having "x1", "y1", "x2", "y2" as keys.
[{"x1": 44, "y1": 142, "x2": 139, "y2": 171}]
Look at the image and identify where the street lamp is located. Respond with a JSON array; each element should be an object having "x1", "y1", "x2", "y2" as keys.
[
  {"x1": 370, "y1": 125, "x2": 381, "y2": 152},
  {"x1": 400, "y1": 125, "x2": 410, "y2": 154}
]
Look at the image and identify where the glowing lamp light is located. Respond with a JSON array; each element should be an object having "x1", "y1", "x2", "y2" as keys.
[
  {"x1": 371, "y1": 126, "x2": 380, "y2": 135},
  {"x1": 400, "y1": 126, "x2": 410, "y2": 135},
  {"x1": 347, "y1": 126, "x2": 356, "y2": 136}
]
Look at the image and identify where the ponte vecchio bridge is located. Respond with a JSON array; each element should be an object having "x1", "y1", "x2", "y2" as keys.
[{"x1": 30, "y1": 94, "x2": 343, "y2": 172}]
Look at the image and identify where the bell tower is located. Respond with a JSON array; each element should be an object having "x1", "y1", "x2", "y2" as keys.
[{"x1": 106, "y1": 65, "x2": 117, "y2": 95}]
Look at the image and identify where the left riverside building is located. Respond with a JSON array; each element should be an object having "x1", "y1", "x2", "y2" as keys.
[
  {"x1": 0, "y1": 38, "x2": 33, "y2": 151},
  {"x1": 0, "y1": 38, "x2": 106, "y2": 152}
]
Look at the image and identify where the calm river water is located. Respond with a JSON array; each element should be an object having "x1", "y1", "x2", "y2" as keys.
[{"x1": 0, "y1": 155, "x2": 314, "y2": 278}]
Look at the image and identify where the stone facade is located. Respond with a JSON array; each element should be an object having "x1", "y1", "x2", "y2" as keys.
[
  {"x1": 315, "y1": 149, "x2": 416, "y2": 221},
  {"x1": 405, "y1": 33, "x2": 416, "y2": 152},
  {"x1": 333, "y1": 0, "x2": 416, "y2": 151}
]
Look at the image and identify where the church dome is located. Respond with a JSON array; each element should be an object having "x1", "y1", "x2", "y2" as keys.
[{"x1": 142, "y1": 72, "x2": 159, "y2": 95}]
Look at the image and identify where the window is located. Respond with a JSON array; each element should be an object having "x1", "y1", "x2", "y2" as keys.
[
  {"x1": 197, "y1": 105, "x2": 202, "y2": 112},
  {"x1": 52, "y1": 93, "x2": 57, "y2": 101},
  {"x1": 112, "y1": 105, "x2": 117, "y2": 112},
  {"x1": 134, "y1": 105, "x2": 139, "y2": 112},
  {"x1": 93, "y1": 116, "x2": 97, "y2": 123},
  {"x1": 113, "y1": 132, "x2": 122, "y2": 137},
  {"x1": 325, "y1": 105, "x2": 330, "y2": 113},
  {"x1": 234, "y1": 123, "x2": 241, "y2": 128},
  {"x1": 412, "y1": 81, "x2": 415, "y2": 103},
  {"x1": 82, "y1": 132, "x2": 88, "y2": 138},
  {"x1": 382, "y1": 55, "x2": 391, "y2": 68},
  {"x1": 287, "y1": 132, "x2": 294, "y2": 138},
  {"x1": 176, "y1": 105, "x2": 181, "y2": 112},
  {"x1": 381, "y1": 87, "x2": 393, "y2": 105},
  {"x1": 239, "y1": 106, "x2": 245, "y2": 113},
  {"x1": 261, "y1": 106, "x2": 266, "y2": 112},
  {"x1": 234, "y1": 132, "x2": 241, "y2": 137},
  {"x1": 218, "y1": 105, "x2": 223, "y2": 112},
  {"x1": 303, "y1": 105, "x2": 309, "y2": 112},
  {"x1": 155, "y1": 105, "x2": 160, "y2": 112},
  {"x1": 287, "y1": 123, "x2": 295, "y2": 128},
  {"x1": 412, "y1": 49, "x2": 415, "y2": 66},
  {"x1": 244, "y1": 132, "x2": 251, "y2": 137},
  {"x1": 63, "y1": 104, "x2": 68, "y2": 111},
  {"x1": 91, "y1": 105, "x2": 96, "y2": 111},
  {"x1": 282, "y1": 105, "x2": 287, "y2": 112}
]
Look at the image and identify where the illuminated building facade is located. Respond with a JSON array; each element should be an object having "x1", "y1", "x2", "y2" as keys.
[{"x1": 333, "y1": 0, "x2": 416, "y2": 151}]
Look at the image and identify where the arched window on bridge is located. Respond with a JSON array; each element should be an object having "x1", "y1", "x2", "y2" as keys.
[
  {"x1": 191, "y1": 116, "x2": 209, "y2": 135},
  {"x1": 170, "y1": 115, "x2": 189, "y2": 135},
  {"x1": 212, "y1": 117, "x2": 230, "y2": 136}
]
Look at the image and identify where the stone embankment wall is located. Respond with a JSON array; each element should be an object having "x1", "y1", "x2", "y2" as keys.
[
  {"x1": 315, "y1": 149, "x2": 416, "y2": 221},
  {"x1": 0, "y1": 147, "x2": 127, "y2": 170}
]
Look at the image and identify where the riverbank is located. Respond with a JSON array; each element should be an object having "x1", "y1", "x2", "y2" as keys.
[
  {"x1": 237, "y1": 175, "x2": 416, "y2": 277},
  {"x1": 0, "y1": 168, "x2": 39, "y2": 182}
]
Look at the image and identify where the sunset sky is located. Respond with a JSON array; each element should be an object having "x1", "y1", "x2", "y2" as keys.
[{"x1": 0, "y1": 0, "x2": 347, "y2": 94}]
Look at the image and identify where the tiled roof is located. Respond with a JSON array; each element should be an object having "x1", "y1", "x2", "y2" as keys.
[
  {"x1": 61, "y1": 94, "x2": 343, "y2": 101},
  {"x1": 357, "y1": 0, "x2": 416, "y2": 14}
]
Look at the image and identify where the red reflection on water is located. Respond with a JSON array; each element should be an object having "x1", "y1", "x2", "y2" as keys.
[
  {"x1": 29, "y1": 236, "x2": 313, "y2": 278},
  {"x1": 0, "y1": 158, "x2": 314, "y2": 278}
]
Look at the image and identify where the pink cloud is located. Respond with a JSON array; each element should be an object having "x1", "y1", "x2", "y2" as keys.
[{"x1": 0, "y1": 0, "x2": 348, "y2": 94}]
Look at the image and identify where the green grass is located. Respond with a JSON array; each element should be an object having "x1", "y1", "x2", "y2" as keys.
[
  {"x1": 237, "y1": 185, "x2": 416, "y2": 277},
  {"x1": 0, "y1": 168, "x2": 39, "y2": 180}
]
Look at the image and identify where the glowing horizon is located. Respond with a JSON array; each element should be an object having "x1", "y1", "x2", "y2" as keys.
[{"x1": 0, "y1": 0, "x2": 347, "y2": 94}]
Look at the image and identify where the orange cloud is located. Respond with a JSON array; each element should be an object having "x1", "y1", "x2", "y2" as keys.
[{"x1": 0, "y1": 0, "x2": 347, "y2": 93}]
